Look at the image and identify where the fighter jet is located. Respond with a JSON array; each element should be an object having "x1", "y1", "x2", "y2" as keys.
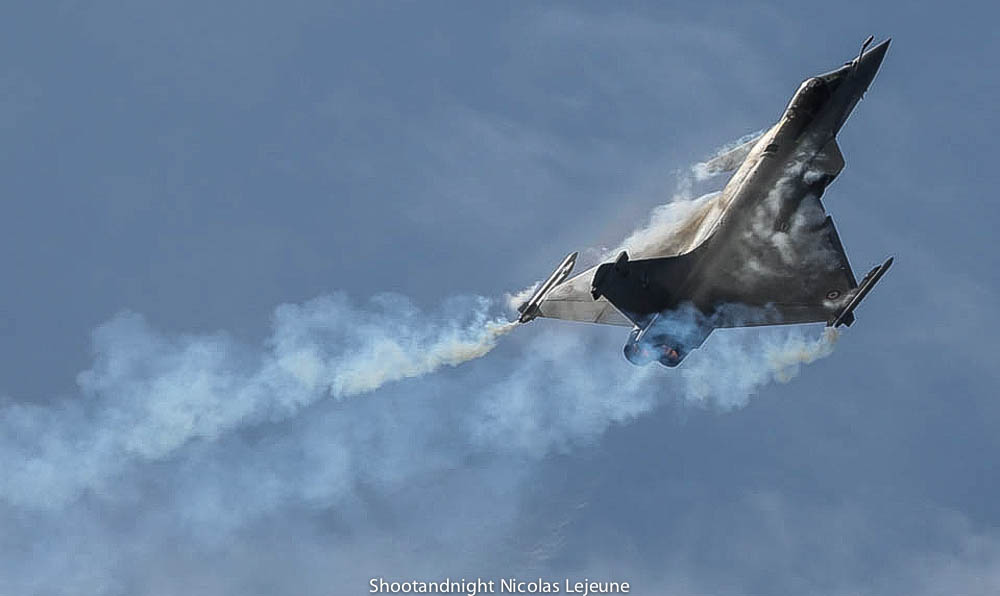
[{"x1": 517, "y1": 36, "x2": 894, "y2": 367}]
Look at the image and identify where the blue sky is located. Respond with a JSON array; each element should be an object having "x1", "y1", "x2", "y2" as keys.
[{"x1": 1, "y1": 2, "x2": 997, "y2": 595}]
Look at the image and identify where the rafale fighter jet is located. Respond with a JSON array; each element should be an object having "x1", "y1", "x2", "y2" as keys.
[{"x1": 516, "y1": 37, "x2": 894, "y2": 367}]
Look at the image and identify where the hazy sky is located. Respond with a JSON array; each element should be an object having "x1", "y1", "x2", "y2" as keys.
[{"x1": 1, "y1": 2, "x2": 997, "y2": 595}]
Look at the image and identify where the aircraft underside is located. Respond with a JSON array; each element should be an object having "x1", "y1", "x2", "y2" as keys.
[{"x1": 516, "y1": 37, "x2": 894, "y2": 367}]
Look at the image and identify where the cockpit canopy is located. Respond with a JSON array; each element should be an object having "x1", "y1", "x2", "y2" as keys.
[{"x1": 786, "y1": 77, "x2": 832, "y2": 118}]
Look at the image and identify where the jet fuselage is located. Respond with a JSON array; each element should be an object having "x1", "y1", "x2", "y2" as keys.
[{"x1": 522, "y1": 38, "x2": 893, "y2": 368}]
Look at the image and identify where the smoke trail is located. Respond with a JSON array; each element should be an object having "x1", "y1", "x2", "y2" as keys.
[
  {"x1": 767, "y1": 327, "x2": 840, "y2": 383},
  {"x1": 0, "y1": 294, "x2": 516, "y2": 508},
  {"x1": 331, "y1": 318, "x2": 516, "y2": 397}
]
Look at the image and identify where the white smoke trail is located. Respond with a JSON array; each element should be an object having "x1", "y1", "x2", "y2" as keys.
[
  {"x1": 0, "y1": 294, "x2": 516, "y2": 508},
  {"x1": 767, "y1": 327, "x2": 840, "y2": 383},
  {"x1": 672, "y1": 325, "x2": 840, "y2": 409},
  {"x1": 331, "y1": 318, "x2": 517, "y2": 396}
]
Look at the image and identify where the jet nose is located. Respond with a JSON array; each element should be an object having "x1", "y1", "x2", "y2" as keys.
[
  {"x1": 855, "y1": 37, "x2": 890, "y2": 87},
  {"x1": 862, "y1": 38, "x2": 890, "y2": 68}
]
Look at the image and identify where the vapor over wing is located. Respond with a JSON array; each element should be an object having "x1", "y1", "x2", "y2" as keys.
[{"x1": 703, "y1": 195, "x2": 859, "y2": 327}]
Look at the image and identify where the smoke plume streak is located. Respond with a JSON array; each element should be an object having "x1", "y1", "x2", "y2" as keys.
[{"x1": 0, "y1": 295, "x2": 516, "y2": 509}]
